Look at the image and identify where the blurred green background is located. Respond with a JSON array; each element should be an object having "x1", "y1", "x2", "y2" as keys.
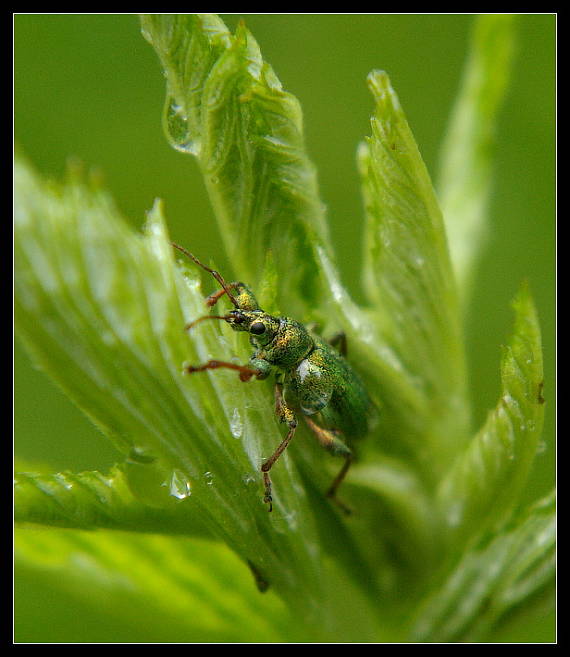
[{"x1": 15, "y1": 14, "x2": 555, "y2": 642}]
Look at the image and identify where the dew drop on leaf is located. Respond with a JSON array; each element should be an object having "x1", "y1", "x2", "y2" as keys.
[
  {"x1": 230, "y1": 407, "x2": 243, "y2": 438},
  {"x1": 163, "y1": 97, "x2": 201, "y2": 156},
  {"x1": 169, "y1": 469, "x2": 192, "y2": 499}
]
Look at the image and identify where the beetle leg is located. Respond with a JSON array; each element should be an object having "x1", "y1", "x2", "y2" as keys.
[
  {"x1": 261, "y1": 386, "x2": 298, "y2": 512},
  {"x1": 304, "y1": 416, "x2": 353, "y2": 514},
  {"x1": 185, "y1": 359, "x2": 261, "y2": 382},
  {"x1": 274, "y1": 382, "x2": 292, "y2": 422}
]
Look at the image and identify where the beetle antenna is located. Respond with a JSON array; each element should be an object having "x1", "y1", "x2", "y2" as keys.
[
  {"x1": 171, "y1": 242, "x2": 239, "y2": 307},
  {"x1": 184, "y1": 314, "x2": 232, "y2": 331}
]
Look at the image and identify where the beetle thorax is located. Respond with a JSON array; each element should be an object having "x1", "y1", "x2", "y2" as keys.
[{"x1": 257, "y1": 317, "x2": 314, "y2": 368}]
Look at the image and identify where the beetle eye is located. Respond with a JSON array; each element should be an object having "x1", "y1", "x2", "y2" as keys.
[{"x1": 250, "y1": 321, "x2": 266, "y2": 335}]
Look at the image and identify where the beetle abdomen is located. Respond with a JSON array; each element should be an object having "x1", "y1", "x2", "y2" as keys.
[{"x1": 286, "y1": 340, "x2": 370, "y2": 440}]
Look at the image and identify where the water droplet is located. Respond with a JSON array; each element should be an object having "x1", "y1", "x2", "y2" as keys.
[
  {"x1": 203, "y1": 471, "x2": 214, "y2": 486},
  {"x1": 230, "y1": 408, "x2": 243, "y2": 438},
  {"x1": 169, "y1": 469, "x2": 192, "y2": 499},
  {"x1": 536, "y1": 440, "x2": 547, "y2": 454},
  {"x1": 163, "y1": 97, "x2": 201, "y2": 156}
]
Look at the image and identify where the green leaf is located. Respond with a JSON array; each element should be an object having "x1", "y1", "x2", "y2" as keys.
[
  {"x1": 14, "y1": 466, "x2": 208, "y2": 535},
  {"x1": 327, "y1": 70, "x2": 470, "y2": 481},
  {"x1": 14, "y1": 153, "x2": 327, "y2": 613},
  {"x1": 140, "y1": 14, "x2": 472, "y2": 485},
  {"x1": 409, "y1": 490, "x2": 555, "y2": 642},
  {"x1": 140, "y1": 14, "x2": 332, "y2": 312},
  {"x1": 436, "y1": 283, "x2": 545, "y2": 547},
  {"x1": 15, "y1": 13, "x2": 552, "y2": 643},
  {"x1": 139, "y1": 12, "x2": 455, "y2": 572},
  {"x1": 437, "y1": 14, "x2": 516, "y2": 302},
  {"x1": 15, "y1": 528, "x2": 292, "y2": 642}
]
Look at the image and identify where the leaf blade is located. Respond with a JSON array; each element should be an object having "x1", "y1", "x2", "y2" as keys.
[
  {"x1": 140, "y1": 13, "x2": 331, "y2": 311},
  {"x1": 14, "y1": 466, "x2": 210, "y2": 535},
  {"x1": 337, "y1": 70, "x2": 471, "y2": 479},
  {"x1": 15, "y1": 528, "x2": 292, "y2": 642},
  {"x1": 409, "y1": 490, "x2": 555, "y2": 642},
  {"x1": 437, "y1": 283, "x2": 545, "y2": 545},
  {"x1": 437, "y1": 14, "x2": 516, "y2": 302},
  {"x1": 14, "y1": 154, "x2": 326, "y2": 611}
]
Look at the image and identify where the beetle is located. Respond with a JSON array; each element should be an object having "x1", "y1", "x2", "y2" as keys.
[{"x1": 172, "y1": 242, "x2": 372, "y2": 513}]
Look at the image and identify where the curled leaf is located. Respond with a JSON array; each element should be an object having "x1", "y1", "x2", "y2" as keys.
[{"x1": 437, "y1": 283, "x2": 545, "y2": 545}]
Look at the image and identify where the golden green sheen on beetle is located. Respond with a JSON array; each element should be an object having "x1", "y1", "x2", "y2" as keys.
[{"x1": 172, "y1": 242, "x2": 373, "y2": 514}]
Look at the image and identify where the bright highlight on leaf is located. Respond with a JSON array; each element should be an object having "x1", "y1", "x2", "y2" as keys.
[{"x1": 15, "y1": 13, "x2": 553, "y2": 643}]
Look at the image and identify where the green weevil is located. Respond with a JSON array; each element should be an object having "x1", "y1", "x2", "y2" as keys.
[{"x1": 172, "y1": 242, "x2": 372, "y2": 513}]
